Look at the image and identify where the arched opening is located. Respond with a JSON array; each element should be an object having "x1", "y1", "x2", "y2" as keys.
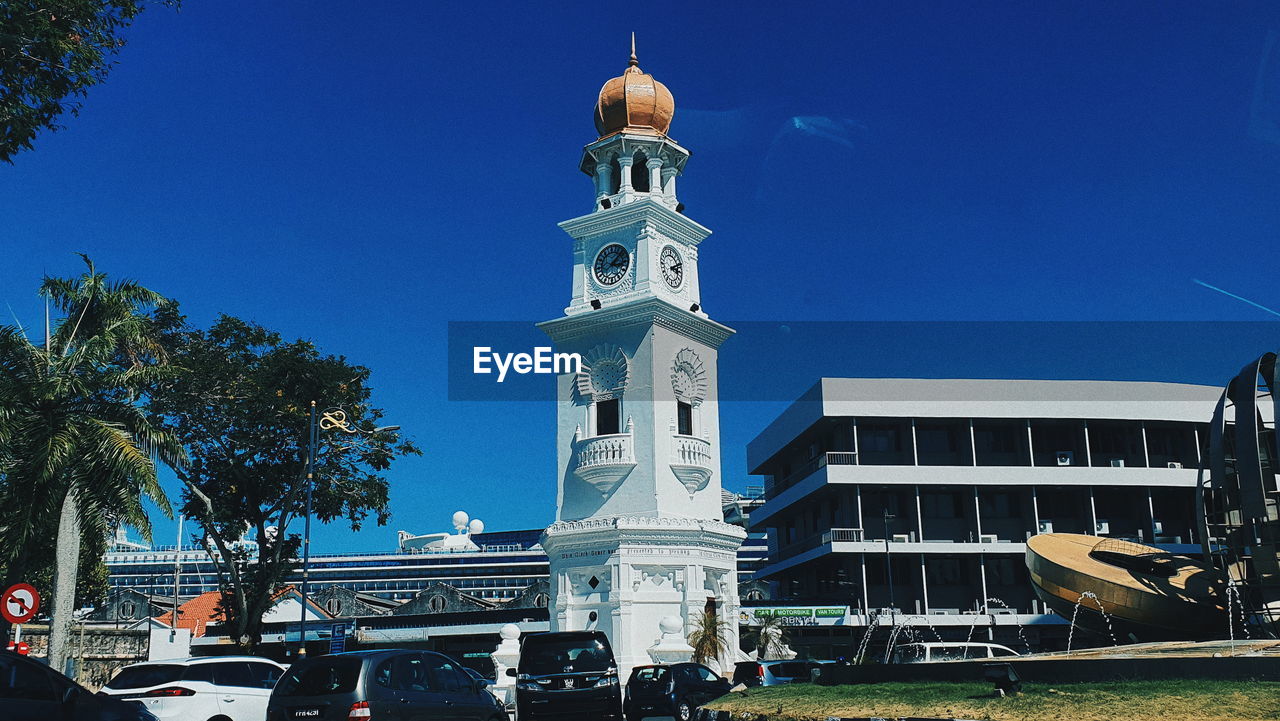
[
  {"x1": 609, "y1": 157, "x2": 621, "y2": 194},
  {"x1": 631, "y1": 152, "x2": 650, "y2": 192}
]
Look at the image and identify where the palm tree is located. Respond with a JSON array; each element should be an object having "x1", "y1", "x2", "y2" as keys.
[
  {"x1": 688, "y1": 607, "x2": 732, "y2": 668},
  {"x1": 0, "y1": 256, "x2": 181, "y2": 673},
  {"x1": 743, "y1": 612, "x2": 792, "y2": 660}
]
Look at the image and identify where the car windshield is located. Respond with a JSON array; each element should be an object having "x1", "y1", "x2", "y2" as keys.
[
  {"x1": 629, "y1": 667, "x2": 669, "y2": 685},
  {"x1": 520, "y1": 636, "x2": 613, "y2": 675},
  {"x1": 274, "y1": 657, "x2": 363, "y2": 696},
  {"x1": 767, "y1": 662, "x2": 810, "y2": 678},
  {"x1": 891, "y1": 646, "x2": 927, "y2": 664},
  {"x1": 934, "y1": 646, "x2": 983, "y2": 661},
  {"x1": 105, "y1": 664, "x2": 185, "y2": 690}
]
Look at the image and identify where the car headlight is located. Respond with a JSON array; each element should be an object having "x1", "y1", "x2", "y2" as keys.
[
  {"x1": 594, "y1": 675, "x2": 619, "y2": 688},
  {"x1": 516, "y1": 680, "x2": 541, "y2": 691}
]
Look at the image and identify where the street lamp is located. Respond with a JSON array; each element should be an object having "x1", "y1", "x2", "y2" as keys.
[
  {"x1": 883, "y1": 508, "x2": 896, "y2": 628},
  {"x1": 296, "y1": 402, "x2": 400, "y2": 658}
]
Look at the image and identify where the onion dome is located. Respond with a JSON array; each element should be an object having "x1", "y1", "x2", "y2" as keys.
[{"x1": 594, "y1": 35, "x2": 675, "y2": 137}]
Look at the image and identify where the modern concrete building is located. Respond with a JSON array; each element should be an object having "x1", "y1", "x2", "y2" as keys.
[{"x1": 747, "y1": 378, "x2": 1219, "y2": 654}]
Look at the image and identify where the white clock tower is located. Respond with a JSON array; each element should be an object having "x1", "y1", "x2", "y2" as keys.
[{"x1": 538, "y1": 42, "x2": 746, "y2": 677}]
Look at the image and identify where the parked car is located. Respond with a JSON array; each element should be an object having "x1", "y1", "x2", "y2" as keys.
[
  {"x1": 98, "y1": 655, "x2": 285, "y2": 721},
  {"x1": 0, "y1": 649, "x2": 158, "y2": 721},
  {"x1": 463, "y1": 666, "x2": 506, "y2": 706},
  {"x1": 509, "y1": 630, "x2": 622, "y2": 721},
  {"x1": 267, "y1": 650, "x2": 507, "y2": 721},
  {"x1": 623, "y1": 663, "x2": 730, "y2": 721},
  {"x1": 890, "y1": 642, "x2": 1021, "y2": 663},
  {"x1": 730, "y1": 659, "x2": 820, "y2": 687}
]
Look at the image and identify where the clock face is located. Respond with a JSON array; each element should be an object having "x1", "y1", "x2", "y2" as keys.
[
  {"x1": 660, "y1": 246, "x2": 683, "y2": 289},
  {"x1": 593, "y1": 244, "x2": 630, "y2": 286}
]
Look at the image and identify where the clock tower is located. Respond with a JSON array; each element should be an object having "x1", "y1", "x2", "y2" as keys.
[{"x1": 538, "y1": 41, "x2": 746, "y2": 677}]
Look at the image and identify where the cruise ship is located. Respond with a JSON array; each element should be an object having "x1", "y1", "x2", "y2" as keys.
[{"x1": 105, "y1": 493, "x2": 768, "y2": 607}]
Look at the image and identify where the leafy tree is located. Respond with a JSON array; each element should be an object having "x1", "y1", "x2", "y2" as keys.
[
  {"x1": 688, "y1": 607, "x2": 732, "y2": 667},
  {"x1": 0, "y1": 256, "x2": 181, "y2": 671},
  {"x1": 0, "y1": 1, "x2": 177, "y2": 162},
  {"x1": 148, "y1": 311, "x2": 419, "y2": 651}
]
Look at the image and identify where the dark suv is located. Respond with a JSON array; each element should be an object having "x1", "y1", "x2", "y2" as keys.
[
  {"x1": 509, "y1": 631, "x2": 622, "y2": 721},
  {"x1": 266, "y1": 649, "x2": 507, "y2": 721},
  {"x1": 624, "y1": 663, "x2": 730, "y2": 721},
  {"x1": 0, "y1": 650, "x2": 157, "y2": 721}
]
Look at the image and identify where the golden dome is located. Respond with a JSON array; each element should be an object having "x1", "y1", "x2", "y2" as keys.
[{"x1": 593, "y1": 36, "x2": 674, "y2": 137}]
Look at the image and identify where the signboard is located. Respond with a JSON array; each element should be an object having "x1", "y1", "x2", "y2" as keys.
[
  {"x1": 1, "y1": 584, "x2": 39, "y2": 625},
  {"x1": 328, "y1": 624, "x2": 347, "y2": 654},
  {"x1": 740, "y1": 605, "x2": 850, "y2": 627}
]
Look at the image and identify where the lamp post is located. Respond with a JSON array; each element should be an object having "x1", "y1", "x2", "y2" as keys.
[
  {"x1": 883, "y1": 509, "x2": 896, "y2": 627},
  {"x1": 296, "y1": 402, "x2": 400, "y2": 658}
]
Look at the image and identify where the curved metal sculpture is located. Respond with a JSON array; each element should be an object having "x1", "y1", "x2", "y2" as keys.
[
  {"x1": 1196, "y1": 352, "x2": 1280, "y2": 639},
  {"x1": 1026, "y1": 533, "x2": 1227, "y2": 641}
]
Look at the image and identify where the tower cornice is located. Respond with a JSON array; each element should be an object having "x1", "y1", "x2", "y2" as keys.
[
  {"x1": 559, "y1": 197, "x2": 710, "y2": 246},
  {"x1": 538, "y1": 296, "x2": 734, "y2": 349}
]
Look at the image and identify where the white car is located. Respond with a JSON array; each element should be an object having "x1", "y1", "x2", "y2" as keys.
[
  {"x1": 890, "y1": 642, "x2": 1020, "y2": 663},
  {"x1": 99, "y1": 655, "x2": 286, "y2": 721}
]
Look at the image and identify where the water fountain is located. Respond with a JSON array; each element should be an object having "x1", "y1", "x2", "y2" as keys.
[
  {"x1": 1224, "y1": 580, "x2": 1250, "y2": 656},
  {"x1": 983, "y1": 597, "x2": 1034, "y2": 654},
  {"x1": 1065, "y1": 591, "x2": 1117, "y2": 654},
  {"x1": 853, "y1": 610, "x2": 881, "y2": 665}
]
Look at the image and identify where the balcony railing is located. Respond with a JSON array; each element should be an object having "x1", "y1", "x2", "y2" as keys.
[
  {"x1": 574, "y1": 432, "x2": 636, "y2": 495},
  {"x1": 671, "y1": 434, "x2": 714, "y2": 496},
  {"x1": 822, "y1": 528, "x2": 865, "y2": 543},
  {"x1": 765, "y1": 451, "x2": 859, "y2": 499}
]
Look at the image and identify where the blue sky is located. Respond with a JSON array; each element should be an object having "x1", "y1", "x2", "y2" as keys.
[{"x1": 3, "y1": 1, "x2": 1280, "y2": 552}]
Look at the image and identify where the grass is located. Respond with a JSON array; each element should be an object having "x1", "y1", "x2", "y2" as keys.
[{"x1": 702, "y1": 680, "x2": 1280, "y2": 721}]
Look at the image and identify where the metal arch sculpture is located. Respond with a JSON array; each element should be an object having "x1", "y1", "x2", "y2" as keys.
[{"x1": 1196, "y1": 352, "x2": 1280, "y2": 638}]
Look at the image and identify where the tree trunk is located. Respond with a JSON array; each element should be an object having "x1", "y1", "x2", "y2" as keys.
[{"x1": 48, "y1": 491, "x2": 81, "y2": 677}]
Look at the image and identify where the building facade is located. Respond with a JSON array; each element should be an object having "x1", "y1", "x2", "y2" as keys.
[{"x1": 748, "y1": 378, "x2": 1218, "y2": 654}]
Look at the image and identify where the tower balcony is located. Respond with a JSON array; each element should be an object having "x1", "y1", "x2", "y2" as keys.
[
  {"x1": 574, "y1": 431, "x2": 636, "y2": 495},
  {"x1": 671, "y1": 434, "x2": 713, "y2": 496}
]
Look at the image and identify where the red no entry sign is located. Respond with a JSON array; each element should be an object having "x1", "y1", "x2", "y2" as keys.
[{"x1": 1, "y1": 584, "x2": 40, "y2": 624}]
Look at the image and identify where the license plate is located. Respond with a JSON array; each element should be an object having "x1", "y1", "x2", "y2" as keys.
[
  {"x1": 563, "y1": 678, "x2": 575, "y2": 689},
  {"x1": 292, "y1": 708, "x2": 323, "y2": 718}
]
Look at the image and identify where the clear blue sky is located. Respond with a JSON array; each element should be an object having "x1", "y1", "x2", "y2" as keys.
[{"x1": 3, "y1": 1, "x2": 1280, "y2": 552}]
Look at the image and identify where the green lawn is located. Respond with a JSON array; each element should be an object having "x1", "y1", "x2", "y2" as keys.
[{"x1": 703, "y1": 680, "x2": 1280, "y2": 721}]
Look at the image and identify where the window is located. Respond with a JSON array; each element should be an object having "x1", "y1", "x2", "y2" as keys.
[
  {"x1": 105, "y1": 664, "x2": 186, "y2": 690},
  {"x1": 0, "y1": 658, "x2": 57, "y2": 701},
  {"x1": 214, "y1": 662, "x2": 261, "y2": 688},
  {"x1": 271, "y1": 657, "x2": 363, "y2": 697},
  {"x1": 988, "y1": 557, "x2": 1018, "y2": 586},
  {"x1": 254, "y1": 663, "x2": 283, "y2": 688},
  {"x1": 424, "y1": 656, "x2": 463, "y2": 693},
  {"x1": 926, "y1": 558, "x2": 964, "y2": 585},
  {"x1": 922, "y1": 492, "x2": 958, "y2": 518},
  {"x1": 387, "y1": 654, "x2": 430, "y2": 692},
  {"x1": 677, "y1": 401, "x2": 693, "y2": 435},
  {"x1": 597, "y1": 398, "x2": 620, "y2": 435},
  {"x1": 695, "y1": 665, "x2": 720, "y2": 682},
  {"x1": 981, "y1": 492, "x2": 1018, "y2": 518}
]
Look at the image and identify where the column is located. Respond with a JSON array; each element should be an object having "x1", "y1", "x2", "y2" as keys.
[
  {"x1": 662, "y1": 166, "x2": 678, "y2": 204},
  {"x1": 595, "y1": 162, "x2": 612, "y2": 203},
  {"x1": 617, "y1": 156, "x2": 634, "y2": 195},
  {"x1": 646, "y1": 156, "x2": 663, "y2": 194}
]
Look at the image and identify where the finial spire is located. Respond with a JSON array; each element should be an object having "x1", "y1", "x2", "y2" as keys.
[{"x1": 628, "y1": 32, "x2": 639, "y2": 68}]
